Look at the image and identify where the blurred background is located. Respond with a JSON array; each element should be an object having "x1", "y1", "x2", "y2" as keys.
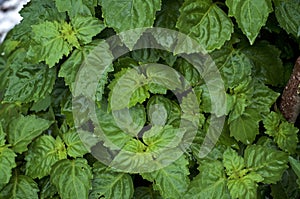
[{"x1": 0, "y1": 0, "x2": 29, "y2": 43}]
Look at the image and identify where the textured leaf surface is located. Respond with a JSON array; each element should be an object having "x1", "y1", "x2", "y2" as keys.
[
  {"x1": 0, "y1": 146, "x2": 16, "y2": 191},
  {"x1": 184, "y1": 160, "x2": 230, "y2": 199},
  {"x1": 0, "y1": 175, "x2": 39, "y2": 199},
  {"x1": 7, "y1": 115, "x2": 53, "y2": 153},
  {"x1": 100, "y1": 0, "x2": 161, "y2": 33},
  {"x1": 241, "y1": 41, "x2": 284, "y2": 86},
  {"x1": 55, "y1": 0, "x2": 97, "y2": 17},
  {"x1": 90, "y1": 162, "x2": 134, "y2": 199},
  {"x1": 4, "y1": 52, "x2": 56, "y2": 103},
  {"x1": 176, "y1": 0, "x2": 233, "y2": 52},
  {"x1": 227, "y1": 172, "x2": 263, "y2": 199},
  {"x1": 25, "y1": 135, "x2": 67, "y2": 179},
  {"x1": 142, "y1": 155, "x2": 190, "y2": 198},
  {"x1": 229, "y1": 108, "x2": 261, "y2": 144},
  {"x1": 244, "y1": 145, "x2": 289, "y2": 184},
  {"x1": 226, "y1": 0, "x2": 273, "y2": 44},
  {"x1": 211, "y1": 46, "x2": 252, "y2": 89},
  {"x1": 274, "y1": 0, "x2": 300, "y2": 37},
  {"x1": 71, "y1": 16, "x2": 105, "y2": 44},
  {"x1": 50, "y1": 159, "x2": 92, "y2": 199},
  {"x1": 63, "y1": 130, "x2": 89, "y2": 158},
  {"x1": 263, "y1": 112, "x2": 299, "y2": 154},
  {"x1": 29, "y1": 21, "x2": 75, "y2": 67}
]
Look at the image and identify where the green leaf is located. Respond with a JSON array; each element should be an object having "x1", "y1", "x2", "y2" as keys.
[
  {"x1": 154, "y1": 0, "x2": 182, "y2": 29},
  {"x1": 63, "y1": 130, "x2": 89, "y2": 158},
  {"x1": 274, "y1": 0, "x2": 300, "y2": 38},
  {"x1": 271, "y1": 168, "x2": 300, "y2": 199},
  {"x1": 211, "y1": 45, "x2": 252, "y2": 89},
  {"x1": 55, "y1": 0, "x2": 97, "y2": 17},
  {"x1": 223, "y1": 148, "x2": 245, "y2": 176},
  {"x1": 143, "y1": 125, "x2": 185, "y2": 153},
  {"x1": 229, "y1": 108, "x2": 261, "y2": 144},
  {"x1": 71, "y1": 16, "x2": 105, "y2": 45},
  {"x1": 39, "y1": 177, "x2": 58, "y2": 199},
  {"x1": 28, "y1": 21, "x2": 75, "y2": 67},
  {"x1": 227, "y1": 172, "x2": 263, "y2": 199},
  {"x1": 0, "y1": 175, "x2": 39, "y2": 199},
  {"x1": 241, "y1": 41, "x2": 284, "y2": 86},
  {"x1": 248, "y1": 81, "x2": 280, "y2": 115},
  {"x1": 184, "y1": 160, "x2": 230, "y2": 199},
  {"x1": 0, "y1": 146, "x2": 16, "y2": 191},
  {"x1": 226, "y1": 0, "x2": 273, "y2": 44},
  {"x1": 145, "y1": 63, "x2": 182, "y2": 90},
  {"x1": 50, "y1": 158, "x2": 92, "y2": 199},
  {"x1": 133, "y1": 186, "x2": 163, "y2": 199},
  {"x1": 90, "y1": 162, "x2": 134, "y2": 199},
  {"x1": 0, "y1": 122, "x2": 6, "y2": 146},
  {"x1": 25, "y1": 135, "x2": 67, "y2": 179},
  {"x1": 100, "y1": 0, "x2": 161, "y2": 33},
  {"x1": 4, "y1": 52, "x2": 56, "y2": 103},
  {"x1": 108, "y1": 67, "x2": 150, "y2": 110},
  {"x1": 7, "y1": 115, "x2": 53, "y2": 153},
  {"x1": 289, "y1": 157, "x2": 300, "y2": 181},
  {"x1": 142, "y1": 155, "x2": 190, "y2": 198},
  {"x1": 176, "y1": 0, "x2": 233, "y2": 52},
  {"x1": 146, "y1": 95, "x2": 181, "y2": 127},
  {"x1": 95, "y1": 103, "x2": 133, "y2": 150},
  {"x1": 173, "y1": 58, "x2": 201, "y2": 87},
  {"x1": 263, "y1": 112, "x2": 299, "y2": 154},
  {"x1": 59, "y1": 40, "x2": 113, "y2": 96},
  {"x1": 244, "y1": 145, "x2": 289, "y2": 184}
]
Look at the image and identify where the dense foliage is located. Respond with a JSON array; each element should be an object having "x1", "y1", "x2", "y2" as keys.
[{"x1": 0, "y1": 0, "x2": 300, "y2": 198}]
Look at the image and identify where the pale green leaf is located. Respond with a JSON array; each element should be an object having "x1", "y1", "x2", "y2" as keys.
[
  {"x1": 63, "y1": 130, "x2": 89, "y2": 158},
  {"x1": 95, "y1": 102, "x2": 133, "y2": 150},
  {"x1": 143, "y1": 125, "x2": 185, "y2": 153},
  {"x1": 7, "y1": 115, "x2": 53, "y2": 153},
  {"x1": 0, "y1": 146, "x2": 16, "y2": 191},
  {"x1": 229, "y1": 108, "x2": 261, "y2": 144},
  {"x1": 71, "y1": 16, "x2": 105, "y2": 44},
  {"x1": 90, "y1": 162, "x2": 134, "y2": 199},
  {"x1": 244, "y1": 145, "x2": 289, "y2": 184},
  {"x1": 4, "y1": 51, "x2": 56, "y2": 103},
  {"x1": 184, "y1": 160, "x2": 230, "y2": 199},
  {"x1": 145, "y1": 63, "x2": 182, "y2": 90},
  {"x1": 108, "y1": 67, "x2": 150, "y2": 110},
  {"x1": 227, "y1": 172, "x2": 263, "y2": 199},
  {"x1": 0, "y1": 175, "x2": 39, "y2": 199},
  {"x1": 25, "y1": 135, "x2": 67, "y2": 179},
  {"x1": 146, "y1": 95, "x2": 181, "y2": 127},
  {"x1": 223, "y1": 148, "x2": 245, "y2": 176},
  {"x1": 50, "y1": 158, "x2": 92, "y2": 199},
  {"x1": 142, "y1": 155, "x2": 190, "y2": 198},
  {"x1": 28, "y1": 21, "x2": 75, "y2": 67},
  {"x1": 274, "y1": 0, "x2": 300, "y2": 38},
  {"x1": 176, "y1": 0, "x2": 233, "y2": 52},
  {"x1": 226, "y1": 0, "x2": 273, "y2": 44}
]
